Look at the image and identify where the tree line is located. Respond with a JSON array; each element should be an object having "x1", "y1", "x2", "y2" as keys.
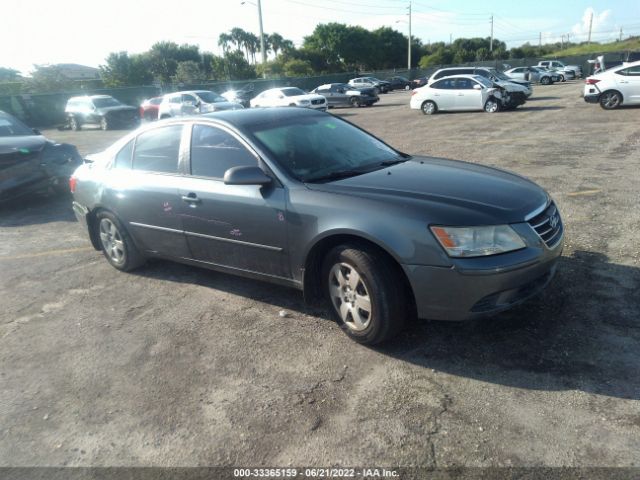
[{"x1": 0, "y1": 24, "x2": 588, "y2": 92}]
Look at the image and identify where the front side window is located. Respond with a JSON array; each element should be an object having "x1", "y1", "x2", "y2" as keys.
[
  {"x1": 190, "y1": 124, "x2": 257, "y2": 179},
  {"x1": 431, "y1": 79, "x2": 453, "y2": 90},
  {"x1": 132, "y1": 125, "x2": 182, "y2": 174}
]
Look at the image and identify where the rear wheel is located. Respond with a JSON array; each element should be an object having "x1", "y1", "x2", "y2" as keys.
[
  {"x1": 540, "y1": 76, "x2": 551, "y2": 85},
  {"x1": 484, "y1": 98, "x2": 500, "y2": 113},
  {"x1": 69, "y1": 116, "x2": 80, "y2": 131},
  {"x1": 322, "y1": 244, "x2": 407, "y2": 345},
  {"x1": 558, "y1": 74, "x2": 565, "y2": 82},
  {"x1": 600, "y1": 90, "x2": 622, "y2": 110},
  {"x1": 421, "y1": 100, "x2": 437, "y2": 115},
  {"x1": 96, "y1": 211, "x2": 145, "y2": 271}
]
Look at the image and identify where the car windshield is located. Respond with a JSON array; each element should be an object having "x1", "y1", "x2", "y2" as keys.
[
  {"x1": 281, "y1": 87, "x2": 306, "y2": 97},
  {"x1": 489, "y1": 70, "x2": 511, "y2": 81},
  {"x1": 92, "y1": 97, "x2": 122, "y2": 108},
  {"x1": 0, "y1": 115, "x2": 35, "y2": 136},
  {"x1": 249, "y1": 115, "x2": 405, "y2": 182},
  {"x1": 474, "y1": 76, "x2": 493, "y2": 88},
  {"x1": 196, "y1": 91, "x2": 226, "y2": 103}
]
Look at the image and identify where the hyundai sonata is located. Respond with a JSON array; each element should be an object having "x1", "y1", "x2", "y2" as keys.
[{"x1": 71, "y1": 108, "x2": 563, "y2": 345}]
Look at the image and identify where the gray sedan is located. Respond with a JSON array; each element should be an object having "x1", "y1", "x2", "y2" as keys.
[
  {"x1": 504, "y1": 66, "x2": 559, "y2": 85},
  {"x1": 70, "y1": 108, "x2": 563, "y2": 345}
]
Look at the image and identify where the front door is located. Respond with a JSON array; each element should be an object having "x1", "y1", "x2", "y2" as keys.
[
  {"x1": 615, "y1": 65, "x2": 640, "y2": 103},
  {"x1": 178, "y1": 123, "x2": 289, "y2": 279},
  {"x1": 454, "y1": 78, "x2": 483, "y2": 110}
]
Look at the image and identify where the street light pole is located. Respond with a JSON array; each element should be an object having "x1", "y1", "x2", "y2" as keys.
[
  {"x1": 407, "y1": 1, "x2": 412, "y2": 71},
  {"x1": 257, "y1": 0, "x2": 267, "y2": 77}
]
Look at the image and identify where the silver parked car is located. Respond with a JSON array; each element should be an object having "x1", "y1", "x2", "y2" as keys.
[
  {"x1": 504, "y1": 67, "x2": 558, "y2": 85},
  {"x1": 158, "y1": 90, "x2": 243, "y2": 119}
]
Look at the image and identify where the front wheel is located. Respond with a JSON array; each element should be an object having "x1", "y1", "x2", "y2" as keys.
[
  {"x1": 559, "y1": 74, "x2": 565, "y2": 82},
  {"x1": 404, "y1": 84, "x2": 411, "y2": 91},
  {"x1": 69, "y1": 116, "x2": 80, "y2": 131},
  {"x1": 349, "y1": 96, "x2": 361, "y2": 107},
  {"x1": 322, "y1": 244, "x2": 407, "y2": 345},
  {"x1": 600, "y1": 91, "x2": 622, "y2": 110},
  {"x1": 540, "y1": 76, "x2": 551, "y2": 85},
  {"x1": 96, "y1": 211, "x2": 145, "y2": 271},
  {"x1": 100, "y1": 116, "x2": 110, "y2": 130},
  {"x1": 484, "y1": 98, "x2": 500, "y2": 113}
]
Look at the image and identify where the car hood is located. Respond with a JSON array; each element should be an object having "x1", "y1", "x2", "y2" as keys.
[
  {"x1": 305, "y1": 157, "x2": 548, "y2": 224},
  {"x1": 495, "y1": 81, "x2": 529, "y2": 92},
  {"x1": 289, "y1": 94, "x2": 325, "y2": 102},
  {"x1": 0, "y1": 135, "x2": 47, "y2": 155}
]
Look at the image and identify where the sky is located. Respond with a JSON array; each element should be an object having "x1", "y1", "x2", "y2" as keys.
[{"x1": 2, "y1": 0, "x2": 639, "y2": 75}]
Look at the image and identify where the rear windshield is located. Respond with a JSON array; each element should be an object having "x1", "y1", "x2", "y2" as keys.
[
  {"x1": 195, "y1": 91, "x2": 227, "y2": 103},
  {"x1": 93, "y1": 97, "x2": 122, "y2": 108},
  {"x1": 281, "y1": 87, "x2": 306, "y2": 97}
]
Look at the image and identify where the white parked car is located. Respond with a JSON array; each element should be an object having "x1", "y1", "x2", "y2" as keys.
[
  {"x1": 410, "y1": 75, "x2": 523, "y2": 115},
  {"x1": 249, "y1": 87, "x2": 327, "y2": 110},
  {"x1": 583, "y1": 60, "x2": 640, "y2": 109},
  {"x1": 158, "y1": 90, "x2": 243, "y2": 119}
]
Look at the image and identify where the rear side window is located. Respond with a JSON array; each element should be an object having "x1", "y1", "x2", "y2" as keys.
[
  {"x1": 190, "y1": 124, "x2": 257, "y2": 179},
  {"x1": 132, "y1": 125, "x2": 182, "y2": 173},
  {"x1": 113, "y1": 139, "x2": 134, "y2": 169}
]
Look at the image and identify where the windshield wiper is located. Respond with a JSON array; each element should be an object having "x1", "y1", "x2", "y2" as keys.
[
  {"x1": 304, "y1": 170, "x2": 365, "y2": 183},
  {"x1": 379, "y1": 158, "x2": 409, "y2": 167}
]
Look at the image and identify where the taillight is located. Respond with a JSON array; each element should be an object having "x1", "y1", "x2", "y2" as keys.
[
  {"x1": 585, "y1": 78, "x2": 600, "y2": 85},
  {"x1": 411, "y1": 90, "x2": 418, "y2": 95},
  {"x1": 69, "y1": 175, "x2": 77, "y2": 194}
]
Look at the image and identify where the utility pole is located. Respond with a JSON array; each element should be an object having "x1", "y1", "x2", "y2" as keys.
[
  {"x1": 561, "y1": 34, "x2": 564, "y2": 50},
  {"x1": 450, "y1": 33, "x2": 452, "y2": 45},
  {"x1": 587, "y1": 11, "x2": 593, "y2": 44},
  {"x1": 619, "y1": 27, "x2": 623, "y2": 42},
  {"x1": 257, "y1": 0, "x2": 267, "y2": 78},
  {"x1": 539, "y1": 32, "x2": 542, "y2": 51},
  {"x1": 489, "y1": 14, "x2": 494, "y2": 52},
  {"x1": 408, "y1": 1, "x2": 412, "y2": 71}
]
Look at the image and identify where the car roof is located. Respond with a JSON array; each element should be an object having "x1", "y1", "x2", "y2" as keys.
[
  {"x1": 431, "y1": 74, "x2": 486, "y2": 81},
  {"x1": 199, "y1": 106, "x2": 325, "y2": 129}
]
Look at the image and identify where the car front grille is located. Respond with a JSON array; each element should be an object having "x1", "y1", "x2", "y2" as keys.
[
  {"x1": 311, "y1": 99, "x2": 325, "y2": 105},
  {"x1": 527, "y1": 202, "x2": 563, "y2": 248}
]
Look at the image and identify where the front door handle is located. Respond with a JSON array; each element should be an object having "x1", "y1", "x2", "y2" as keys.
[{"x1": 181, "y1": 193, "x2": 201, "y2": 204}]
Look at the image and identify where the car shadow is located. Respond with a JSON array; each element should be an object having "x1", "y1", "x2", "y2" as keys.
[
  {"x1": 0, "y1": 192, "x2": 76, "y2": 227},
  {"x1": 518, "y1": 105, "x2": 566, "y2": 111},
  {"x1": 132, "y1": 250, "x2": 639, "y2": 401},
  {"x1": 527, "y1": 96, "x2": 561, "y2": 101}
]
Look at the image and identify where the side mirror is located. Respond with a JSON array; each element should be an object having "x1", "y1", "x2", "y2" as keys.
[
  {"x1": 473, "y1": 84, "x2": 482, "y2": 90},
  {"x1": 224, "y1": 166, "x2": 272, "y2": 186},
  {"x1": 278, "y1": 95, "x2": 284, "y2": 99}
]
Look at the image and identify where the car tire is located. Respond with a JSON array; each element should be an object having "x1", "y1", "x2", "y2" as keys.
[
  {"x1": 96, "y1": 211, "x2": 145, "y2": 272},
  {"x1": 404, "y1": 84, "x2": 411, "y2": 91},
  {"x1": 322, "y1": 244, "x2": 407, "y2": 345},
  {"x1": 69, "y1": 116, "x2": 80, "y2": 131},
  {"x1": 540, "y1": 76, "x2": 551, "y2": 85},
  {"x1": 559, "y1": 74, "x2": 565, "y2": 82},
  {"x1": 421, "y1": 100, "x2": 437, "y2": 115},
  {"x1": 599, "y1": 90, "x2": 622, "y2": 110},
  {"x1": 349, "y1": 96, "x2": 361, "y2": 107},
  {"x1": 100, "y1": 116, "x2": 110, "y2": 131},
  {"x1": 484, "y1": 98, "x2": 500, "y2": 113}
]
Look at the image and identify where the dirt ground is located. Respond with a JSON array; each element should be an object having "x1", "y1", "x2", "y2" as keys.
[{"x1": 1, "y1": 82, "x2": 639, "y2": 471}]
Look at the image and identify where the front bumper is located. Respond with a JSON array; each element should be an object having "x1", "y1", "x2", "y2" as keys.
[{"x1": 403, "y1": 239, "x2": 563, "y2": 321}]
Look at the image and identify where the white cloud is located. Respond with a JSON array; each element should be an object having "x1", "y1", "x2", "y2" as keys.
[{"x1": 571, "y1": 7, "x2": 612, "y2": 41}]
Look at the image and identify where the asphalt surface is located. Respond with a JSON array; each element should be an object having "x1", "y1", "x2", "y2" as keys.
[{"x1": 1, "y1": 82, "x2": 639, "y2": 471}]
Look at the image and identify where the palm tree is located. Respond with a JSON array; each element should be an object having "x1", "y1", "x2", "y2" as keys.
[
  {"x1": 246, "y1": 33, "x2": 259, "y2": 64},
  {"x1": 268, "y1": 33, "x2": 284, "y2": 57},
  {"x1": 218, "y1": 33, "x2": 232, "y2": 54},
  {"x1": 230, "y1": 28, "x2": 246, "y2": 55}
]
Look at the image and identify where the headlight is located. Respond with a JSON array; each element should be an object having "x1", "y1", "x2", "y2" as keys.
[{"x1": 430, "y1": 225, "x2": 525, "y2": 257}]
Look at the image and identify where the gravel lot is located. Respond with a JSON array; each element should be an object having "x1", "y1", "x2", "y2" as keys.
[{"x1": 1, "y1": 82, "x2": 639, "y2": 471}]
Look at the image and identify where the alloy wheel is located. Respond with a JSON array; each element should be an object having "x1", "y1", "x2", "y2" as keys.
[
  {"x1": 328, "y1": 263, "x2": 372, "y2": 332},
  {"x1": 99, "y1": 218, "x2": 125, "y2": 265}
]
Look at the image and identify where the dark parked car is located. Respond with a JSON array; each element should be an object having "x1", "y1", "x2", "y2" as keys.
[
  {"x1": 311, "y1": 83, "x2": 379, "y2": 107},
  {"x1": 221, "y1": 87, "x2": 254, "y2": 108},
  {"x1": 139, "y1": 96, "x2": 163, "y2": 121},
  {"x1": 65, "y1": 95, "x2": 140, "y2": 131},
  {"x1": 70, "y1": 108, "x2": 563, "y2": 345},
  {"x1": 412, "y1": 76, "x2": 429, "y2": 88},
  {"x1": 1, "y1": 110, "x2": 82, "y2": 201},
  {"x1": 387, "y1": 76, "x2": 413, "y2": 90}
]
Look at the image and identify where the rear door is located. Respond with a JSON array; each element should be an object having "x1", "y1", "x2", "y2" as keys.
[
  {"x1": 178, "y1": 123, "x2": 289, "y2": 278},
  {"x1": 105, "y1": 124, "x2": 190, "y2": 257},
  {"x1": 429, "y1": 78, "x2": 457, "y2": 110},
  {"x1": 329, "y1": 85, "x2": 349, "y2": 106},
  {"x1": 614, "y1": 65, "x2": 640, "y2": 103}
]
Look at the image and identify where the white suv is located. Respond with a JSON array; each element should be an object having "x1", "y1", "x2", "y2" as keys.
[{"x1": 583, "y1": 60, "x2": 640, "y2": 109}]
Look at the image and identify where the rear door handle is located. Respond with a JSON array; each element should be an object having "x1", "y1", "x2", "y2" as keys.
[{"x1": 181, "y1": 193, "x2": 201, "y2": 204}]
